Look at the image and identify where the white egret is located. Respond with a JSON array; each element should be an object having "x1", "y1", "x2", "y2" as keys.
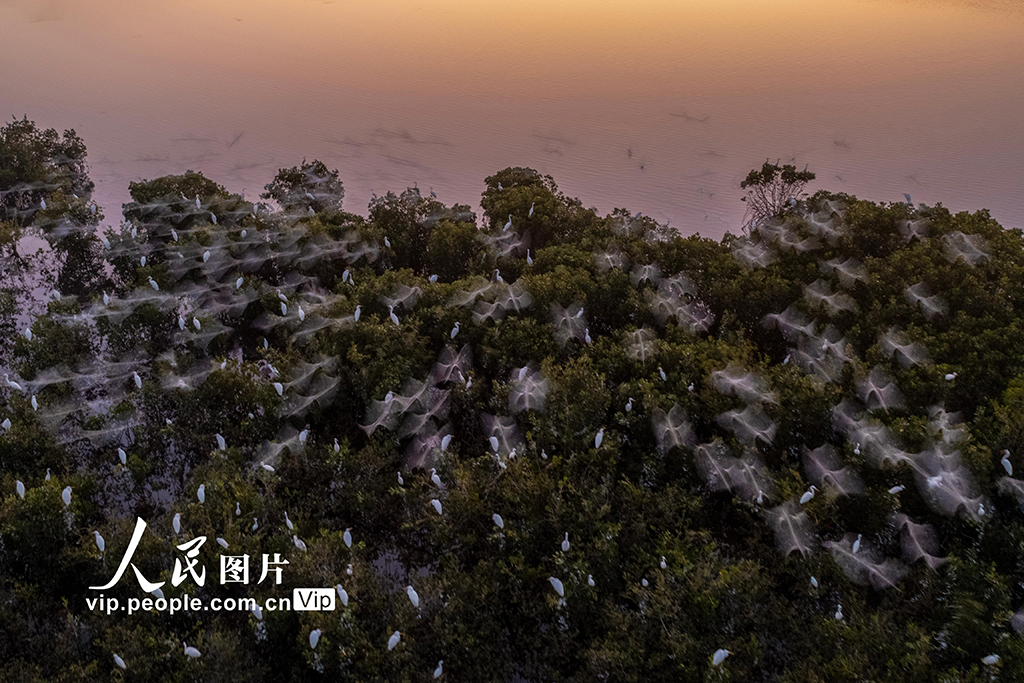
[
  {"x1": 384, "y1": 236, "x2": 391, "y2": 248},
  {"x1": 799, "y1": 485, "x2": 817, "y2": 505},
  {"x1": 102, "y1": 291, "x2": 110, "y2": 305},
  {"x1": 429, "y1": 274, "x2": 438, "y2": 283},
  {"x1": 118, "y1": 448, "x2": 127, "y2": 465},
  {"x1": 407, "y1": 585, "x2": 420, "y2": 608},
  {"x1": 133, "y1": 372, "x2": 142, "y2": 389},
  {"x1": 61, "y1": 486, "x2": 72, "y2": 506},
  {"x1": 114, "y1": 654, "x2": 126, "y2": 669},
  {"x1": 1002, "y1": 451, "x2": 1013, "y2": 476},
  {"x1": 171, "y1": 228, "x2": 178, "y2": 241},
  {"x1": 148, "y1": 277, "x2": 159, "y2": 290},
  {"x1": 389, "y1": 306, "x2": 400, "y2": 325},
  {"x1": 810, "y1": 576, "x2": 818, "y2": 588},
  {"x1": 658, "y1": 366, "x2": 667, "y2": 381},
  {"x1": 298, "y1": 429, "x2": 308, "y2": 443},
  {"x1": 625, "y1": 397, "x2": 633, "y2": 412},
  {"x1": 431, "y1": 499, "x2": 443, "y2": 515},
  {"x1": 561, "y1": 533, "x2": 570, "y2": 552},
  {"x1": 184, "y1": 642, "x2": 201, "y2": 658},
  {"x1": 309, "y1": 629, "x2": 321, "y2": 649},
  {"x1": 173, "y1": 513, "x2": 181, "y2": 534},
  {"x1": 252, "y1": 518, "x2": 259, "y2": 531},
  {"x1": 585, "y1": 328, "x2": 592, "y2": 344},
  {"x1": 140, "y1": 256, "x2": 146, "y2": 267},
  {"x1": 274, "y1": 382, "x2": 283, "y2": 396},
  {"x1": 285, "y1": 512, "x2": 294, "y2": 530},
  {"x1": 548, "y1": 577, "x2": 564, "y2": 597},
  {"x1": 216, "y1": 433, "x2": 226, "y2": 450},
  {"x1": 388, "y1": 631, "x2": 402, "y2": 651},
  {"x1": 434, "y1": 660, "x2": 443, "y2": 678},
  {"x1": 982, "y1": 654, "x2": 1000, "y2": 666},
  {"x1": 298, "y1": 305, "x2": 305, "y2": 321},
  {"x1": 451, "y1": 322, "x2": 460, "y2": 339},
  {"x1": 40, "y1": 198, "x2": 46, "y2": 210},
  {"x1": 4, "y1": 374, "x2": 23, "y2": 391},
  {"x1": 587, "y1": 574, "x2": 595, "y2": 587},
  {"x1": 336, "y1": 584, "x2": 349, "y2": 606},
  {"x1": 24, "y1": 328, "x2": 32, "y2": 341},
  {"x1": 888, "y1": 485, "x2": 905, "y2": 494},
  {"x1": 431, "y1": 468, "x2": 442, "y2": 488},
  {"x1": 489, "y1": 436, "x2": 499, "y2": 452},
  {"x1": 660, "y1": 556, "x2": 667, "y2": 570},
  {"x1": 2, "y1": 418, "x2": 11, "y2": 430},
  {"x1": 493, "y1": 513, "x2": 504, "y2": 529},
  {"x1": 713, "y1": 649, "x2": 732, "y2": 666},
  {"x1": 503, "y1": 215, "x2": 512, "y2": 232},
  {"x1": 398, "y1": 471, "x2": 404, "y2": 485},
  {"x1": 217, "y1": 538, "x2": 229, "y2": 549},
  {"x1": 203, "y1": 250, "x2": 210, "y2": 263},
  {"x1": 641, "y1": 578, "x2": 649, "y2": 587},
  {"x1": 334, "y1": 438, "x2": 340, "y2": 453},
  {"x1": 293, "y1": 535, "x2": 307, "y2": 551},
  {"x1": 210, "y1": 213, "x2": 217, "y2": 224},
  {"x1": 852, "y1": 533, "x2": 862, "y2": 554},
  {"x1": 280, "y1": 302, "x2": 287, "y2": 316},
  {"x1": 235, "y1": 502, "x2": 240, "y2": 516},
  {"x1": 441, "y1": 434, "x2": 452, "y2": 451},
  {"x1": 236, "y1": 277, "x2": 244, "y2": 290},
  {"x1": 31, "y1": 395, "x2": 38, "y2": 411},
  {"x1": 595, "y1": 428, "x2": 604, "y2": 448},
  {"x1": 834, "y1": 604, "x2": 843, "y2": 620},
  {"x1": 944, "y1": 372, "x2": 957, "y2": 381},
  {"x1": 529, "y1": 201, "x2": 535, "y2": 217},
  {"x1": 16, "y1": 480, "x2": 25, "y2": 498},
  {"x1": 344, "y1": 528, "x2": 352, "y2": 548},
  {"x1": 526, "y1": 249, "x2": 533, "y2": 265},
  {"x1": 197, "y1": 484, "x2": 205, "y2": 503}
]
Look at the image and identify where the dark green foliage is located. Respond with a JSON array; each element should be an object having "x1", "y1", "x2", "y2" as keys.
[{"x1": 4, "y1": 130, "x2": 1024, "y2": 682}]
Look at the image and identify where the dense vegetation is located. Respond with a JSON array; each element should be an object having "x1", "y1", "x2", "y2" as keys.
[{"x1": 3, "y1": 117, "x2": 1024, "y2": 682}]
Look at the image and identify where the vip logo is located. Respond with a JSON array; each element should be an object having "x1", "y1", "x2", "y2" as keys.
[{"x1": 293, "y1": 588, "x2": 335, "y2": 611}]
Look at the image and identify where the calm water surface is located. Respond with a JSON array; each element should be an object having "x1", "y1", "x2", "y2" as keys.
[{"x1": 2, "y1": 0, "x2": 1022, "y2": 237}]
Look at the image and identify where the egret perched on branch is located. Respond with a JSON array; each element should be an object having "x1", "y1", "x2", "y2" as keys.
[
  {"x1": 183, "y1": 642, "x2": 201, "y2": 658},
  {"x1": 548, "y1": 577, "x2": 564, "y2": 597},
  {"x1": 388, "y1": 631, "x2": 402, "y2": 651},
  {"x1": 62, "y1": 486, "x2": 72, "y2": 506},
  {"x1": 434, "y1": 660, "x2": 443, "y2": 678},
  {"x1": 713, "y1": 649, "x2": 732, "y2": 666},
  {"x1": 344, "y1": 528, "x2": 352, "y2": 548},
  {"x1": 93, "y1": 532, "x2": 105, "y2": 551},
  {"x1": 1002, "y1": 450, "x2": 1012, "y2": 476},
  {"x1": 431, "y1": 499, "x2": 443, "y2": 515},
  {"x1": 407, "y1": 585, "x2": 420, "y2": 608},
  {"x1": 114, "y1": 654, "x2": 126, "y2": 669},
  {"x1": 389, "y1": 306, "x2": 400, "y2": 325},
  {"x1": 309, "y1": 629, "x2": 320, "y2": 649},
  {"x1": 800, "y1": 485, "x2": 817, "y2": 504},
  {"x1": 493, "y1": 513, "x2": 504, "y2": 529},
  {"x1": 562, "y1": 533, "x2": 570, "y2": 552},
  {"x1": 16, "y1": 480, "x2": 25, "y2": 498},
  {"x1": 173, "y1": 513, "x2": 181, "y2": 534},
  {"x1": 451, "y1": 322, "x2": 460, "y2": 339},
  {"x1": 197, "y1": 484, "x2": 205, "y2": 503}
]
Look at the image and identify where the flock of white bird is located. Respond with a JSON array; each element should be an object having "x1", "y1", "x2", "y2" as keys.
[{"x1": 3, "y1": 183, "x2": 1013, "y2": 672}]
